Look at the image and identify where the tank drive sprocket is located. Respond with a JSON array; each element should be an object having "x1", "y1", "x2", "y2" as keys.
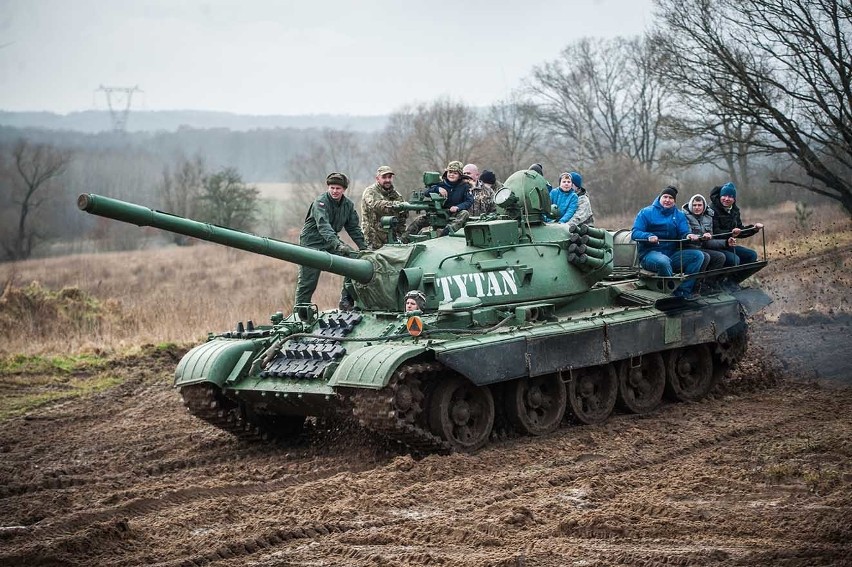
[{"x1": 351, "y1": 362, "x2": 451, "y2": 454}]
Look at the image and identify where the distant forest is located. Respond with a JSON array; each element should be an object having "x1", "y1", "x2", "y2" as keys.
[
  {"x1": 0, "y1": 122, "x2": 377, "y2": 183},
  {"x1": 0, "y1": 110, "x2": 388, "y2": 135}
]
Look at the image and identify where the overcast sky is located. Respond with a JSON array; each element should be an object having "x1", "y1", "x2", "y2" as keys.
[{"x1": 0, "y1": 0, "x2": 655, "y2": 116}]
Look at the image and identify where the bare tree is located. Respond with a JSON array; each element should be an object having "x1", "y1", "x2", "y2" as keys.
[
  {"x1": 660, "y1": 101, "x2": 761, "y2": 191},
  {"x1": 409, "y1": 97, "x2": 483, "y2": 169},
  {"x1": 159, "y1": 155, "x2": 205, "y2": 244},
  {"x1": 198, "y1": 167, "x2": 259, "y2": 231},
  {"x1": 285, "y1": 128, "x2": 371, "y2": 221},
  {"x1": 376, "y1": 98, "x2": 483, "y2": 194},
  {"x1": 374, "y1": 109, "x2": 423, "y2": 195},
  {"x1": 529, "y1": 37, "x2": 669, "y2": 168},
  {"x1": 653, "y1": 0, "x2": 852, "y2": 215},
  {"x1": 1, "y1": 140, "x2": 71, "y2": 260},
  {"x1": 480, "y1": 95, "x2": 543, "y2": 177}
]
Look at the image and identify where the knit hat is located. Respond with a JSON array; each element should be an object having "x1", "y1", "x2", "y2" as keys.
[
  {"x1": 660, "y1": 185, "x2": 678, "y2": 199},
  {"x1": 569, "y1": 171, "x2": 583, "y2": 189},
  {"x1": 326, "y1": 172, "x2": 349, "y2": 189},
  {"x1": 720, "y1": 182, "x2": 737, "y2": 198},
  {"x1": 688, "y1": 194, "x2": 706, "y2": 213},
  {"x1": 479, "y1": 170, "x2": 496, "y2": 185},
  {"x1": 529, "y1": 163, "x2": 543, "y2": 175}
]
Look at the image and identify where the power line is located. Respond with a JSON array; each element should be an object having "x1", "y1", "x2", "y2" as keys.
[{"x1": 96, "y1": 85, "x2": 143, "y2": 132}]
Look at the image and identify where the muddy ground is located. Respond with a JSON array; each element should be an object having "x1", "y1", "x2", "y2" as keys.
[{"x1": 1, "y1": 270, "x2": 851, "y2": 566}]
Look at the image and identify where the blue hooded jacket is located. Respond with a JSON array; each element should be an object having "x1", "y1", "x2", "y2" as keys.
[
  {"x1": 547, "y1": 187, "x2": 578, "y2": 223},
  {"x1": 632, "y1": 195, "x2": 691, "y2": 260}
]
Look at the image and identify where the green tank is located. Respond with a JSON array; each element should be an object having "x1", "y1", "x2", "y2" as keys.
[{"x1": 77, "y1": 169, "x2": 770, "y2": 452}]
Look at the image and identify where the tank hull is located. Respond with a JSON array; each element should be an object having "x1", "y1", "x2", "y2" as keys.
[{"x1": 78, "y1": 190, "x2": 770, "y2": 453}]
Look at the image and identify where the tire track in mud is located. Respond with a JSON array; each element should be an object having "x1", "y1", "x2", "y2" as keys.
[
  {"x1": 0, "y1": 438, "x2": 295, "y2": 498},
  {"x1": 12, "y1": 457, "x2": 376, "y2": 540},
  {"x1": 336, "y1": 405, "x2": 811, "y2": 558},
  {"x1": 158, "y1": 397, "x2": 811, "y2": 567},
  {"x1": 435, "y1": 412, "x2": 806, "y2": 521},
  {"x1": 145, "y1": 518, "x2": 413, "y2": 567},
  {"x1": 0, "y1": 416, "x2": 362, "y2": 500}
]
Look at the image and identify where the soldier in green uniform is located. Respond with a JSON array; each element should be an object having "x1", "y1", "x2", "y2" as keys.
[
  {"x1": 295, "y1": 172, "x2": 367, "y2": 308},
  {"x1": 360, "y1": 165, "x2": 408, "y2": 249}
]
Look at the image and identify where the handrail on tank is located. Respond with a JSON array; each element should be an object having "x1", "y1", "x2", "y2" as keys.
[{"x1": 77, "y1": 193, "x2": 375, "y2": 284}]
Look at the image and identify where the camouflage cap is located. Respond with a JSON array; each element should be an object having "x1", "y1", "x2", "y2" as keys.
[
  {"x1": 445, "y1": 161, "x2": 464, "y2": 173},
  {"x1": 326, "y1": 172, "x2": 349, "y2": 189},
  {"x1": 376, "y1": 165, "x2": 394, "y2": 176}
]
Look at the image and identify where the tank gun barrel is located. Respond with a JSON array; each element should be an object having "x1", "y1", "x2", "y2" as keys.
[{"x1": 77, "y1": 193, "x2": 375, "y2": 284}]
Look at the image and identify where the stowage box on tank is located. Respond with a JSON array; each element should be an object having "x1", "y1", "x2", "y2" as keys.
[{"x1": 77, "y1": 169, "x2": 770, "y2": 453}]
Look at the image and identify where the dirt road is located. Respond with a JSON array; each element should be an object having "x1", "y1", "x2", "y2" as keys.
[{"x1": 1, "y1": 340, "x2": 850, "y2": 567}]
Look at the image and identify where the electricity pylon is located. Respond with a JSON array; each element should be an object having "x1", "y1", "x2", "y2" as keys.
[{"x1": 96, "y1": 85, "x2": 142, "y2": 132}]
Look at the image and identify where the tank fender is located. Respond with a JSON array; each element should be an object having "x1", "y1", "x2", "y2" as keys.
[
  {"x1": 174, "y1": 338, "x2": 259, "y2": 388},
  {"x1": 328, "y1": 344, "x2": 427, "y2": 389},
  {"x1": 732, "y1": 288, "x2": 772, "y2": 316}
]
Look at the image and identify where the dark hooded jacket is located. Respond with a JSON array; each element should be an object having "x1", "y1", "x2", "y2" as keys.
[
  {"x1": 708, "y1": 185, "x2": 758, "y2": 238},
  {"x1": 427, "y1": 175, "x2": 474, "y2": 211}
]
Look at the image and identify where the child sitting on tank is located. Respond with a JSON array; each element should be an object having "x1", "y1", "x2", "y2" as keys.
[{"x1": 406, "y1": 161, "x2": 473, "y2": 238}]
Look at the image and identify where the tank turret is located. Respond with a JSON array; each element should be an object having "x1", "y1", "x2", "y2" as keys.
[{"x1": 76, "y1": 169, "x2": 769, "y2": 454}]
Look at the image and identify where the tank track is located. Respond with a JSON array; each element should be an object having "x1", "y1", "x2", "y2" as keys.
[
  {"x1": 351, "y1": 362, "x2": 452, "y2": 454},
  {"x1": 715, "y1": 318, "x2": 749, "y2": 368},
  {"x1": 180, "y1": 384, "x2": 273, "y2": 442}
]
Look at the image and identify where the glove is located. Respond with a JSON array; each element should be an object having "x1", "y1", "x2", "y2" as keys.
[
  {"x1": 336, "y1": 242, "x2": 354, "y2": 255},
  {"x1": 391, "y1": 202, "x2": 407, "y2": 211}
]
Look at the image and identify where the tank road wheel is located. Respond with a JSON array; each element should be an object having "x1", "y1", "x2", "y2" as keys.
[
  {"x1": 505, "y1": 375, "x2": 567, "y2": 436},
  {"x1": 617, "y1": 353, "x2": 666, "y2": 414},
  {"x1": 428, "y1": 376, "x2": 495, "y2": 452},
  {"x1": 566, "y1": 364, "x2": 618, "y2": 425},
  {"x1": 390, "y1": 375, "x2": 424, "y2": 424},
  {"x1": 665, "y1": 344, "x2": 715, "y2": 402}
]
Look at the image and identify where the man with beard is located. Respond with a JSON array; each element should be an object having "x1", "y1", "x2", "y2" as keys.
[{"x1": 360, "y1": 165, "x2": 407, "y2": 249}]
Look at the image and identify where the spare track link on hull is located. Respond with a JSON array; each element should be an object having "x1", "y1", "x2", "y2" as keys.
[
  {"x1": 352, "y1": 362, "x2": 452, "y2": 455},
  {"x1": 180, "y1": 383, "x2": 270, "y2": 442}
]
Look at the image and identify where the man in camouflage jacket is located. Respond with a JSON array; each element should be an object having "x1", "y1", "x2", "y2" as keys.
[
  {"x1": 470, "y1": 169, "x2": 499, "y2": 217},
  {"x1": 360, "y1": 165, "x2": 408, "y2": 249},
  {"x1": 295, "y1": 172, "x2": 367, "y2": 306}
]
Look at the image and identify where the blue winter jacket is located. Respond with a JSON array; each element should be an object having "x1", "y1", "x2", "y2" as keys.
[
  {"x1": 632, "y1": 196, "x2": 691, "y2": 260},
  {"x1": 427, "y1": 179, "x2": 474, "y2": 211},
  {"x1": 546, "y1": 188, "x2": 578, "y2": 223}
]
